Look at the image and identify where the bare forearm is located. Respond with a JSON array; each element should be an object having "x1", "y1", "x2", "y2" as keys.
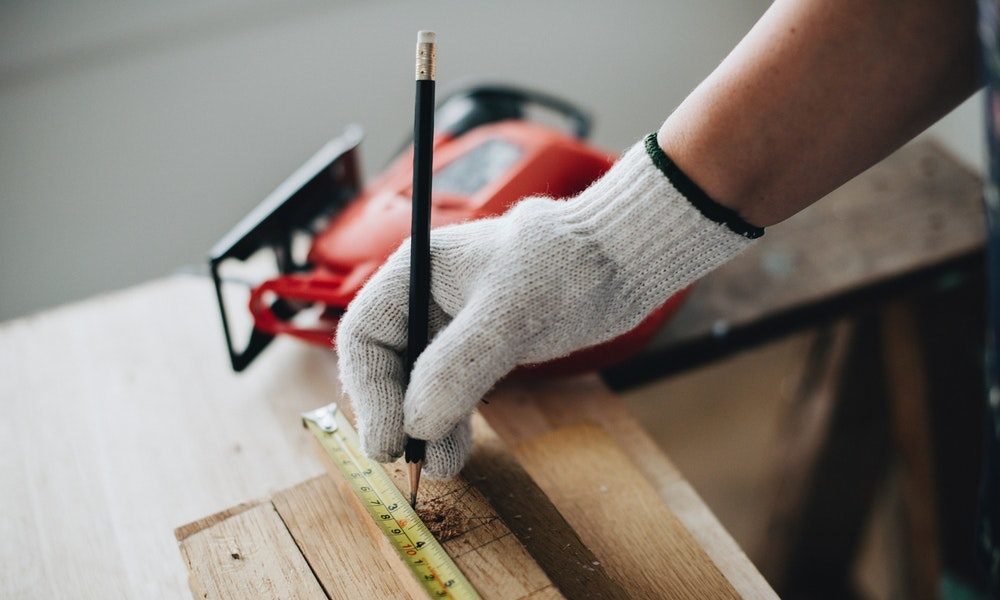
[{"x1": 658, "y1": 0, "x2": 979, "y2": 227}]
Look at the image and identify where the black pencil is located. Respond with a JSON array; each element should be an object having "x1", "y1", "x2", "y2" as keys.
[{"x1": 405, "y1": 30, "x2": 436, "y2": 507}]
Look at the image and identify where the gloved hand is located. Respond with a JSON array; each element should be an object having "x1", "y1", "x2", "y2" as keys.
[{"x1": 336, "y1": 134, "x2": 762, "y2": 478}]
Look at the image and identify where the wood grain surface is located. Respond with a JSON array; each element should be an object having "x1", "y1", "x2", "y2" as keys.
[
  {"x1": 515, "y1": 424, "x2": 740, "y2": 599},
  {"x1": 482, "y1": 378, "x2": 778, "y2": 600},
  {"x1": 1, "y1": 277, "x2": 333, "y2": 599},
  {"x1": 311, "y1": 431, "x2": 563, "y2": 600},
  {"x1": 180, "y1": 392, "x2": 758, "y2": 599},
  {"x1": 263, "y1": 383, "x2": 759, "y2": 598},
  {"x1": 272, "y1": 476, "x2": 411, "y2": 598},
  {"x1": 179, "y1": 503, "x2": 327, "y2": 600},
  {"x1": 304, "y1": 408, "x2": 627, "y2": 599},
  {"x1": 461, "y1": 417, "x2": 628, "y2": 599},
  {"x1": 3, "y1": 276, "x2": 770, "y2": 599}
]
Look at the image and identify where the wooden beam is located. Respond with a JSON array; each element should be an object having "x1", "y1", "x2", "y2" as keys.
[
  {"x1": 481, "y1": 377, "x2": 777, "y2": 600},
  {"x1": 272, "y1": 476, "x2": 411, "y2": 598},
  {"x1": 759, "y1": 315, "x2": 895, "y2": 596},
  {"x1": 882, "y1": 298, "x2": 943, "y2": 599},
  {"x1": 461, "y1": 416, "x2": 628, "y2": 599},
  {"x1": 307, "y1": 402, "x2": 745, "y2": 598},
  {"x1": 513, "y1": 423, "x2": 741, "y2": 599},
  {"x1": 174, "y1": 502, "x2": 257, "y2": 543},
  {"x1": 177, "y1": 378, "x2": 772, "y2": 598},
  {"x1": 178, "y1": 503, "x2": 327, "y2": 600},
  {"x1": 308, "y1": 411, "x2": 570, "y2": 599}
]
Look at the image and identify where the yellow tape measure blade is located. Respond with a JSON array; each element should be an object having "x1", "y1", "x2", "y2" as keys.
[{"x1": 302, "y1": 404, "x2": 481, "y2": 599}]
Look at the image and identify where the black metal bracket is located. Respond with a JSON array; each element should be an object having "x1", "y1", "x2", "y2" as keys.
[{"x1": 209, "y1": 126, "x2": 363, "y2": 371}]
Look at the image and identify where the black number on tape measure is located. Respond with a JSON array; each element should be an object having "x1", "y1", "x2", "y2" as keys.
[
  {"x1": 415, "y1": 541, "x2": 425, "y2": 549},
  {"x1": 424, "y1": 574, "x2": 435, "y2": 581},
  {"x1": 386, "y1": 503, "x2": 398, "y2": 511},
  {"x1": 363, "y1": 468, "x2": 373, "y2": 475},
  {"x1": 359, "y1": 486, "x2": 370, "y2": 492},
  {"x1": 436, "y1": 591, "x2": 448, "y2": 597},
  {"x1": 445, "y1": 580, "x2": 455, "y2": 587},
  {"x1": 380, "y1": 514, "x2": 391, "y2": 520},
  {"x1": 390, "y1": 528, "x2": 401, "y2": 534}
]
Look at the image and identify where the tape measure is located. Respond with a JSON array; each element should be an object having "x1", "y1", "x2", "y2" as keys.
[{"x1": 302, "y1": 404, "x2": 481, "y2": 599}]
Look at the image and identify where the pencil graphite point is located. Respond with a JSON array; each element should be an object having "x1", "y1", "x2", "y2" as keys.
[{"x1": 408, "y1": 461, "x2": 423, "y2": 506}]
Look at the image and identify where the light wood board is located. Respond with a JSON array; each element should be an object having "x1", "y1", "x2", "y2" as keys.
[
  {"x1": 482, "y1": 378, "x2": 777, "y2": 599},
  {"x1": 2, "y1": 276, "x2": 772, "y2": 599},
  {"x1": 513, "y1": 424, "x2": 738, "y2": 598},
  {"x1": 179, "y1": 503, "x2": 327, "y2": 599},
  {"x1": 181, "y1": 396, "x2": 756, "y2": 598},
  {"x1": 306, "y1": 412, "x2": 569, "y2": 600}
]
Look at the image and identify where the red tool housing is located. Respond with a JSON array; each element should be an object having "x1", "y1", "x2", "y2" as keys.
[{"x1": 211, "y1": 86, "x2": 688, "y2": 374}]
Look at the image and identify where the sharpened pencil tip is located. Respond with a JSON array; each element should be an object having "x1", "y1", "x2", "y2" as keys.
[{"x1": 407, "y1": 460, "x2": 423, "y2": 507}]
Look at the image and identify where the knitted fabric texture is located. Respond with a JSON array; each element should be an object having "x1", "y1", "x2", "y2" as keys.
[{"x1": 337, "y1": 137, "x2": 757, "y2": 478}]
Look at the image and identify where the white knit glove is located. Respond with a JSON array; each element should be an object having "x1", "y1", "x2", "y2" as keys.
[{"x1": 337, "y1": 134, "x2": 762, "y2": 478}]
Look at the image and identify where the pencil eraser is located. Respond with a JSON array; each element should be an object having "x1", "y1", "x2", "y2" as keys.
[{"x1": 417, "y1": 30, "x2": 436, "y2": 44}]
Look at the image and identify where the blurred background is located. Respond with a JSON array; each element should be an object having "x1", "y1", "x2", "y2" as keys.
[{"x1": 0, "y1": 0, "x2": 984, "y2": 321}]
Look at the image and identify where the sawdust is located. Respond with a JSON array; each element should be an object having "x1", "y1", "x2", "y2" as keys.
[
  {"x1": 417, "y1": 495, "x2": 467, "y2": 542},
  {"x1": 388, "y1": 468, "x2": 499, "y2": 543}
]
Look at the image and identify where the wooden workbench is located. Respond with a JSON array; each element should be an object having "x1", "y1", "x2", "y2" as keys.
[{"x1": 0, "y1": 275, "x2": 773, "y2": 599}]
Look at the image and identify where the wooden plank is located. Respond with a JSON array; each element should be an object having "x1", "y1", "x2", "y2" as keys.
[
  {"x1": 609, "y1": 140, "x2": 984, "y2": 385},
  {"x1": 175, "y1": 502, "x2": 259, "y2": 543},
  {"x1": 271, "y1": 476, "x2": 411, "y2": 599},
  {"x1": 760, "y1": 316, "x2": 895, "y2": 596},
  {"x1": 0, "y1": 277, "x2": 332, "y2": 599},
  {"x1": 461, "y1": 416, "x2": 627, "y2": 599},
  {"x1": 881, "y1": 299, "x2": 943, "y2": 600},
  {"x1": 1, "y1": 275, "x2": 769, "y2": 598},
  {"x1": 513, "y1": 423, "x2": 740, "y2": 599},
  {"x1": 895, "y1": 275, "x2": 988, "y2": 588},
  {"x1": 482, "y1": 377, "x2": 778, "y2": 600},
  {"x1": 308, "y1": 412, "x2": 565, "y2": 600},
  {"x1": 178, "y1": 503, "x2": 327, "y2": 600}
]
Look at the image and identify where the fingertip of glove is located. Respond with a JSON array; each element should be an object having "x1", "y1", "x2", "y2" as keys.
[
  {"x1": 423, "y1": 448, "x2": 467, "y2": 479},
  {"x1": 404, "y1": 413, "x2": 454, "y2": 442},
  {"x1": 420, "y1": 421, "x2": 473, "y2": 479},
  {"x1": 359, "y1": 429, "x2": 405, "y2": 464},
  {"x1": 422, "y1": 462, "x2": 462, "y2": 480},
  {"x1": 361, "y1": 443, "x2": 402, "y2": 464}
]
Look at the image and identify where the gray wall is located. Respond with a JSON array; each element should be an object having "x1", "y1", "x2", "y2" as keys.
[{"x1": 0, "y1": 0, "x2": 983, "y2": 321}]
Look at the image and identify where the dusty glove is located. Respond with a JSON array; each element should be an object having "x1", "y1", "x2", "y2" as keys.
[{"x1": 336, "y1": 133, "x2": 762, "y2": 477}]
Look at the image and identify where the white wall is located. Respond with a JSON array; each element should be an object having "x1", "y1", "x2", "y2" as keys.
[
  {"x1": 925, "y1": 92, "x2": 985, "y2": 173},
  {"x1": 0, "y1": 0, "x2": 983, "y2": 321}
]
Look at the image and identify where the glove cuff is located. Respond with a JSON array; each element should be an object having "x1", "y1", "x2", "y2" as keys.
[
  {"x1": 559, "y1": 134, "x2": 763, "y2": 320},
  {"x1": 640, "y1": 133, "x2": 764, "y2": 239}
]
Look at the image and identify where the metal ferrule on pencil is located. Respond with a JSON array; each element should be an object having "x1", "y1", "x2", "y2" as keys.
[{"x1": 416, "y1": 38, "x2": 436, "y2": 81}]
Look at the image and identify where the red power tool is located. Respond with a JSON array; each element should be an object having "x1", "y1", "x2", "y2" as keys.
[{"x1": 210, "y1": 85, "x2": 689, "y2": 373}]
